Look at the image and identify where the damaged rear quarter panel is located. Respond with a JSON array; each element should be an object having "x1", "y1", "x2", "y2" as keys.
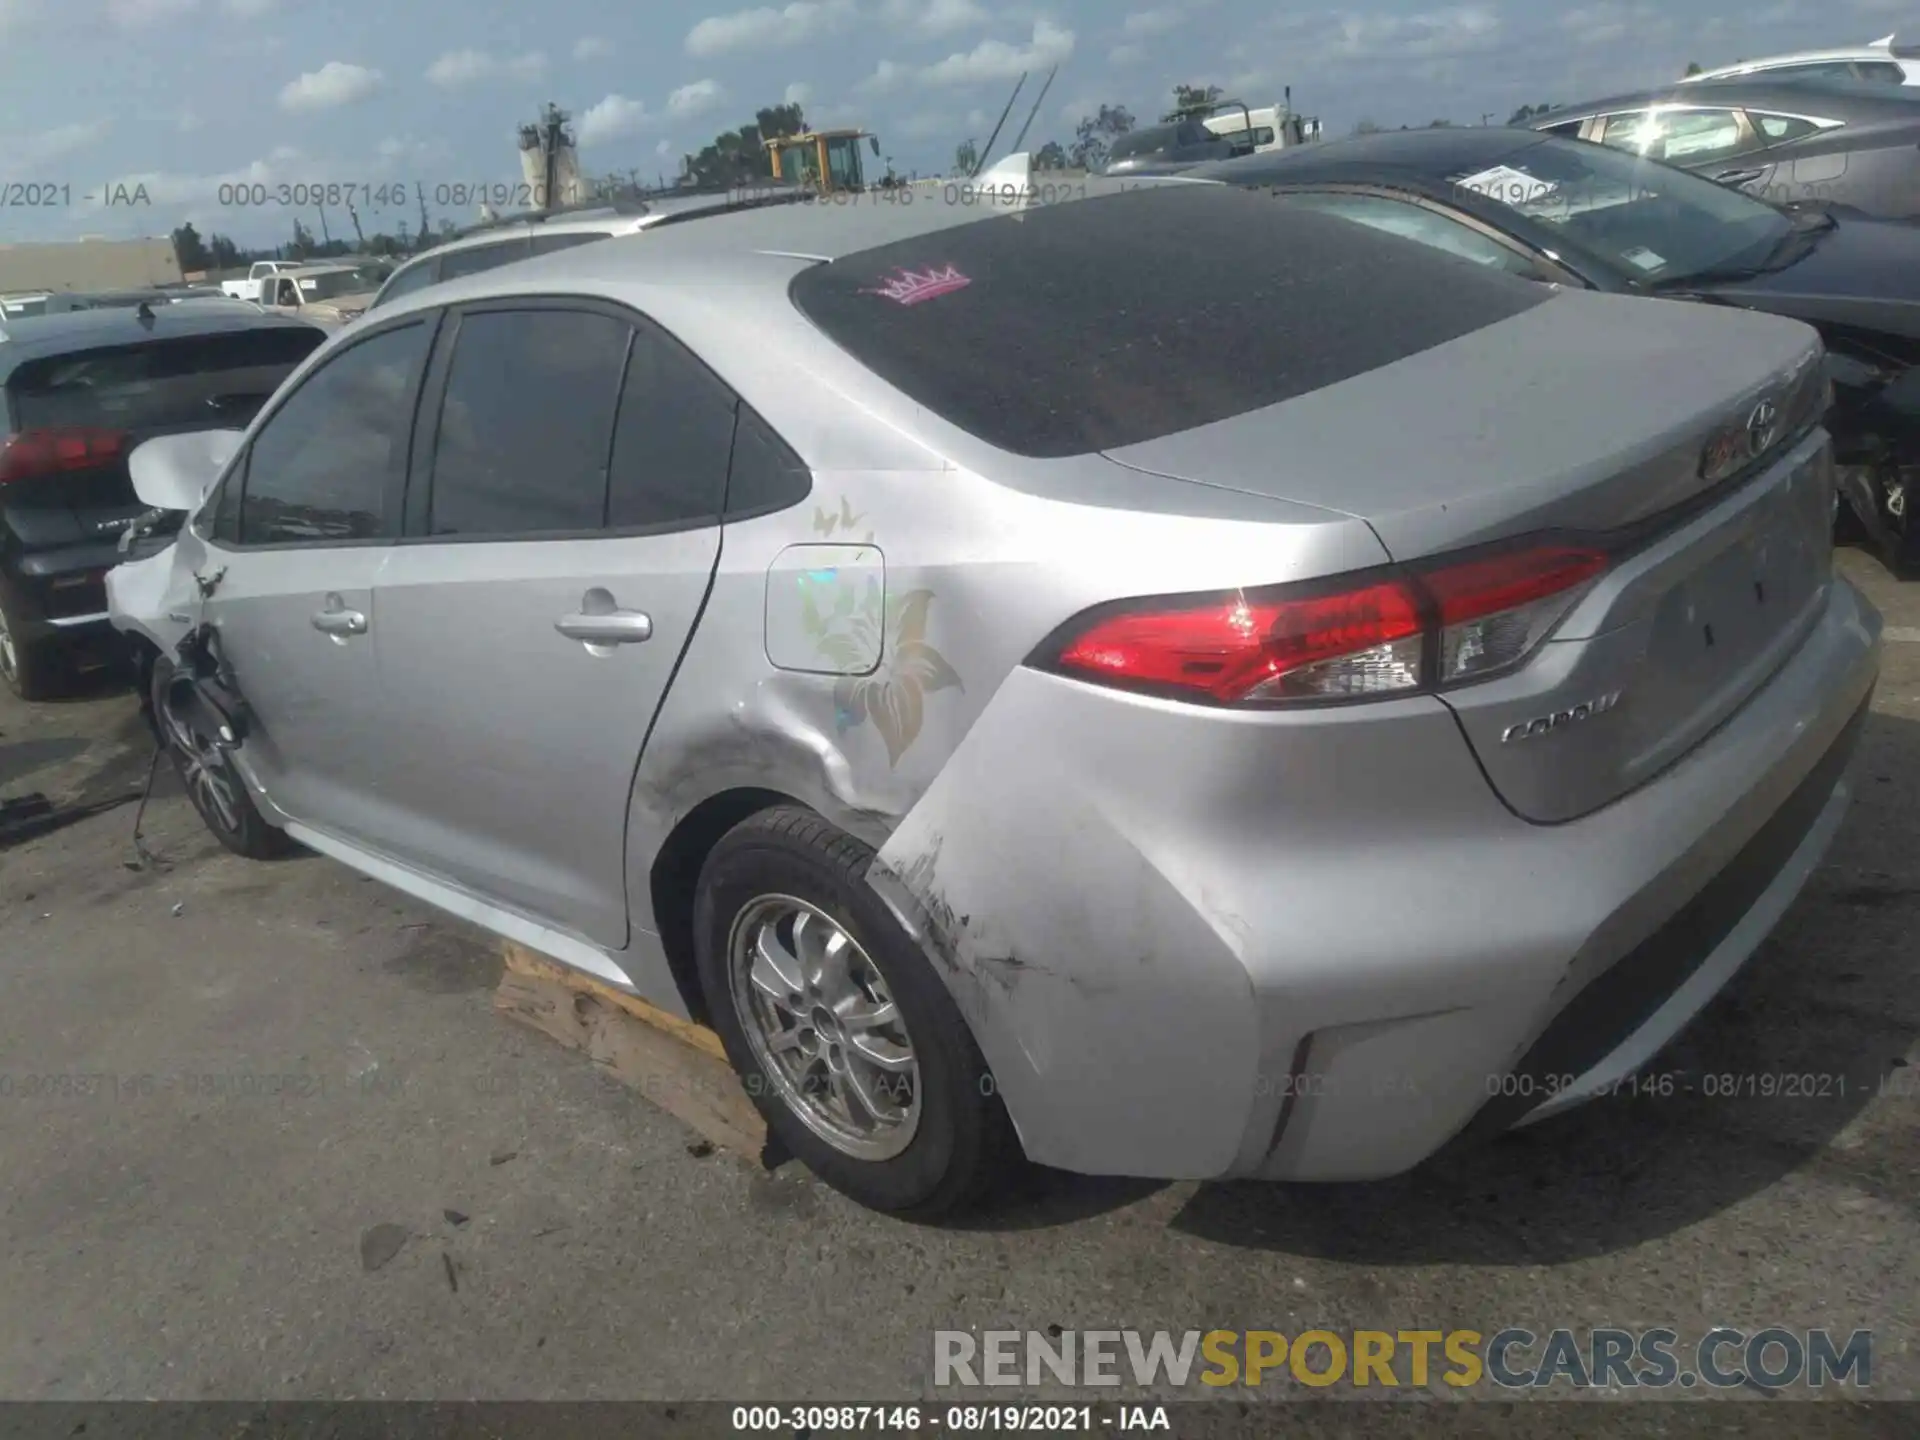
[{"x1": 622, "y1": 438, "x2": 1389, "y2": 1159}]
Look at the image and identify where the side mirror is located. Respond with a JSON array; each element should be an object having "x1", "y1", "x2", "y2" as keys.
[
  {"x1": 128, "y1": 429, "x2": 245, "y2": 513},
  {"x1": 869, "y1": 136, "x2": 881, "y2": 156}
]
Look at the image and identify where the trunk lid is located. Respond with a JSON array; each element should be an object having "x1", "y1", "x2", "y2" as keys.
[{"x1": 1103, "y1": 289, "x2": 1835, "y2": 821}]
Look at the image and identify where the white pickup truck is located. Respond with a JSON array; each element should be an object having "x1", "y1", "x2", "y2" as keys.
[{"x1": 221, "y1": 259, "x2": 309, "y2": 301}]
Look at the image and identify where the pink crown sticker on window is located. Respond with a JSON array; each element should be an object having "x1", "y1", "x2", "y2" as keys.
[{"x1": 860, "y1": 264, "x2": 971, "y2": 305}]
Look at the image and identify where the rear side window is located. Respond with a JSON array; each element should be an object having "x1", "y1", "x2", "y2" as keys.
[
  {"x1": 240, "y1": 321, "x2": 431, "y2": 545},
  {"x1": 6, "y1": 327, "x2": 325, "y2": 433},
  {"x1": 530, "y1": 231, "x2": 611, "y2": 255},
  {"x1": 437, "y1": 238, "x2": 532, "y2": 281},
  {"x1": 372, "y1": 259, "x2": 440, "y2": 310},
  {"x1": 789, "y1": 185, "x2": 1548, "y2": 459},
  {"x1": 725, "y1": 406, "x2": 811, "y2": 517},
  {"x1": 425, "y1": 307, "x2": 632, "y2": 536},
  {"x1": 606, "y1": 321, "x2": 736, "y2": 529},
  {"x1": 1754, "y1": 113, "x2": 1820, "y2": 142},
  {"x1": 1853, "y1": 61, "x2": 1906, "y2": 84}
]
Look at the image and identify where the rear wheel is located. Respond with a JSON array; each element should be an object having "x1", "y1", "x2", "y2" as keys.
[
  {"x1": 694, "y1": 806, "x2": 1017, "y2": 1217},
  {"x1": 150, "y1": 655, "x2": 290, "y2": 859},
  {"x1": 0, "y1": 578, "x2": 66, "y2": 702}
]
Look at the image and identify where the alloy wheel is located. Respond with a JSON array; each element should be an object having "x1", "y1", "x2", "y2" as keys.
[
  {"x1": 0, "y1": 607, "x2": 16, "y2": 687},
  {"x1": 726, "y1": 895, "x2": 921, "y2": 1160},
  {"x1": 157, "y1": 683, "x2": 242, "y2": 834}
]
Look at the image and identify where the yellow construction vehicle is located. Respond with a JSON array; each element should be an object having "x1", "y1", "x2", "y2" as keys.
[{"x1": 764, "y1": 129, "x2": 882, "y2": 192}]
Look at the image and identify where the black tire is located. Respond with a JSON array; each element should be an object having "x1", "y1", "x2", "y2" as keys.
[
  {"x1": 0, "y1": 577, "x2": 67, "y2": 702},
  {"x1": 149, "y1": 655, "x2": 291, "y2": 860},
  {"x1": 694, "y1": 806, "x2": 1018, "y2": 1217}
]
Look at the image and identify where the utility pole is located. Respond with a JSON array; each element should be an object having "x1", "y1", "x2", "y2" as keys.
[
  {"x1": 1481, "y1": 112, "x2": 1494, "y2": 126},
  {"x1": 972, "y1": 72, "x2": 1026, "y2": 176},
  {"x1": 344, "y1": 198, "x2": 367, "y2": 250},
  {"x1": 1008, "y1": 63, "x2": 1058, "y2": 155},
  {"x1": 415, "y1": 182, "x2": 431, "y2": 250},
  {"x1": 316, "y1": 203, "x2": 331, "y2": 246}
]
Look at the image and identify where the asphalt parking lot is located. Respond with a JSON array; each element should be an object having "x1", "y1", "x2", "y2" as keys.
[{"x1": 1, "y1": 549, "x2": 1916, "y2": 1409}]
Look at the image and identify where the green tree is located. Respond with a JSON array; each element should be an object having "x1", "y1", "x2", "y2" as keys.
[
  {"x1": 1428, "y1": 118, "x2": 1454, "y2": 127},
  {"x1": 1506, "y1": 103, "x2": 1558, "y2": 124},
  {"x1": 288, "y1": 219, "x2": 315, "y2": 259},
  {"x1": 1163, "y1": 83, "x2": 1224, "y2": 122},
  {"x1": 1684, "y1": 61, "x2": 1703, "y2": 76},
  {"x1": 1069, "y1": 104, "x2": 1135, "y2": 171},
  {"x1": 953, "y1": 139, "x2": 980, "y2": 176},
  {"x1": 205, "y1": 232, "x2": 242, "y2": 269},
  {"x1": 1033, "y1": 140, "x2": 1068, "y2": 170},
  {"x1": 171, "y1": 222, "x2": 209, "y2": 272},
  {"x1": 684, "y1": 103, "x2": 810, "y2": 188}
]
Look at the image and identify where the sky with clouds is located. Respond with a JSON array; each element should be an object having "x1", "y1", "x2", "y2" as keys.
[{"x1": 0, "y1": 0, "x2": 1905, "y2": 247}]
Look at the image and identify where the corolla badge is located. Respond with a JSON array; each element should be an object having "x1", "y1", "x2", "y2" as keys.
[
  {"x1": 1501, "y1": 690, "x2": 1622, "y2": 744},
  {"x1": 1745, "y1": 398, "x2": 1780, "y2": 458}
]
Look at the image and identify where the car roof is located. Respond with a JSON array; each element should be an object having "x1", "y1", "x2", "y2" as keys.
[
  {"x1": 1539, "y1": 75, "x2": 1920, "y2": 122},
  {"x1": 0, "y1": 305, "x2": 320, "y2": 370},
  {"x1": 371, "y1": 174, "x2": 1194, "y2": 323},
  {"x1": 1689, "y1": 41, "x2": 1914, "y2": 75}
]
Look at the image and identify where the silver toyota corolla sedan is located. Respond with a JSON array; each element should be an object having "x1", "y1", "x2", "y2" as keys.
[{"x1": 108, "y1": 178, "x2": 1882, "y2": 1216}]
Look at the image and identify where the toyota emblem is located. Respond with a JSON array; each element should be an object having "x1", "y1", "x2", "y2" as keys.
[{"x1": 1745, "y1": 398, "x2": 1780, "y2": 457}]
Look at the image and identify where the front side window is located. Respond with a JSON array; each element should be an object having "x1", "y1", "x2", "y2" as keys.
[
  {"x1": 425, "y1": 307, "x2": 632, "y2": 537},
  {"x1": 239, "y1": 320, "x2": 431, "y2": 545}
]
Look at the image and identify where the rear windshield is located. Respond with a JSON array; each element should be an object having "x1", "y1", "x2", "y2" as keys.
[
  {"x1": 7, "y1": 327, "x2": 325, "y2": 432},
  {"x1": 789, "y1": 185, "x2": 1549, "y2": 458}
]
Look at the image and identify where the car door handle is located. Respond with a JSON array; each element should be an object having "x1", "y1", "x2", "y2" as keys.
[
  {"x1": 311, "y1": 608, "x2": 368, "y2": 636},
  {"x1": 1715, "y1": 168, "x2": 1765, "y2": 187},
  {"x1": 555, "y1": 610, "x2": 652, "y2": 645}
]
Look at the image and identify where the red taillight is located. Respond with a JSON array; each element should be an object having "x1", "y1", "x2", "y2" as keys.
[
  {"x1": 0, "y1": 427, "x2": 129, "y2": 485},
  {"x1": 1042, "y1": 539, "x2": 1611, "y2": 706}
]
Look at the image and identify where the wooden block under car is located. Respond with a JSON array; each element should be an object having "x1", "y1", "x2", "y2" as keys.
[{"x1": 494, "y1": 941, "x2": 770, "y2": 1161}]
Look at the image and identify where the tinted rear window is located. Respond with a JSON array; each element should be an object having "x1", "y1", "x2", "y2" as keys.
[
  {"x1": 789, "y1": 185, "x2": 1550, "y2": 459},
  {"x1": 7, "y1": 327, "x2": 325, "y2": 432}
]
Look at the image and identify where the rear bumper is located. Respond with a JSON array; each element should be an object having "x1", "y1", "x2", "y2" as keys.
[
  {"x1": 2, "y1": 542, "x2": 123, "y2": 640},
  {"x1": 871, "y1": 574, "x2": 1882, "y2": 1182}
]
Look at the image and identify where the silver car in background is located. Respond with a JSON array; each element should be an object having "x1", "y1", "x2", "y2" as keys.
[{"x1": 109, "y1": 180, "x2": 1881, "y2": 1216}]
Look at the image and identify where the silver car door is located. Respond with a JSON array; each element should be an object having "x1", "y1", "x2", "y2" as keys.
[
  {"x1": 368, "y1": 300, "x2": 734, "y2": 949},
  {"x1": 195, "y1": 315, "x2": 435, "y2": 843}
]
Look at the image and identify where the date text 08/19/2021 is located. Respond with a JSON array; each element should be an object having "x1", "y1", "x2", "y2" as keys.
[
  {"x1": 730, "y1": 1406, "x2": 1166, "y2": 1432},
  {"x1": 1251, "y1": 1067, "x2": 1915, "y2": 1103}
]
